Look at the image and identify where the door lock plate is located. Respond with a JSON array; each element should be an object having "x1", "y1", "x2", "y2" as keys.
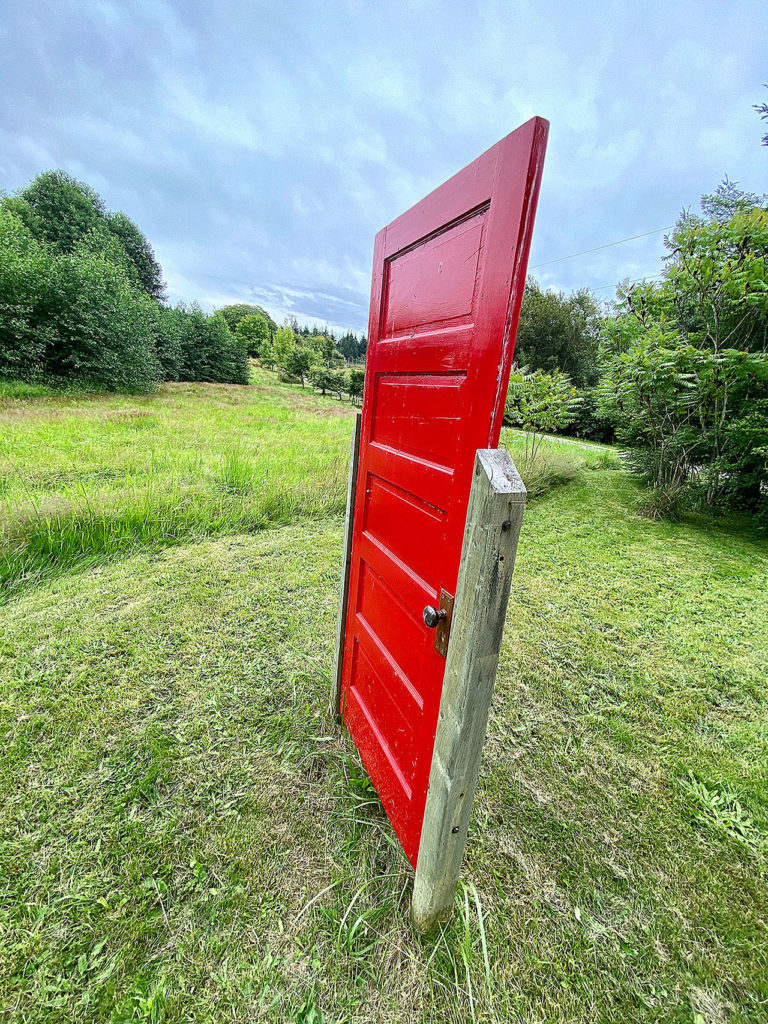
[{"x1": 434, "y1": 589, "x2": 454, "y2": 657}]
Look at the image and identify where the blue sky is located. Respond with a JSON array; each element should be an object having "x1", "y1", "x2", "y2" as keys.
[{"x1": 1, "y1": 0, "x2": 765, "y2": 332}]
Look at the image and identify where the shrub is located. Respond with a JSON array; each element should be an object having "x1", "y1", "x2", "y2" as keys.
[
  {"x1": 0, "y1": 210, "x2": 55, "y2": 380},
  {"x1": 48, "y1": 248, "x2": 160, "y2": 391},
  {"x1": 151, "y1": 304, "x2": 185, "y2": 382},
  {"x1": 504, "y1": 368, "x2": 581, "y2": 461},
  {"x1": 178, "y1": 305, "x2": 249, "y2": 385},
  {"x1": 0, "y1": 210, "x2": 160, "y2": 391}
]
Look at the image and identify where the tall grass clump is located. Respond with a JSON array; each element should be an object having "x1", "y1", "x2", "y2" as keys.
[{"x1": 0, "y1": 381, "x2": 352, "y2": 599}]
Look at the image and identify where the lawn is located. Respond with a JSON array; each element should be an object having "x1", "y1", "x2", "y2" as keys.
[{"x1": 0, "y1": 374, "x2": 766, "y2": 1023}]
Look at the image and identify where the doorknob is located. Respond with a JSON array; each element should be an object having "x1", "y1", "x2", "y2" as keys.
[{"x1": 423, "y1": 605, "x2": 447, "y2": 628}]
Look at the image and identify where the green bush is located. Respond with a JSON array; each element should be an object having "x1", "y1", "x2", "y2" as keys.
[
  {"x1": 178, "y1": 305, "x2": 249, "y2": 385},
  {"x1": 151, "y1": 304, "x2": 185, "y2": 382},
  {"x1": 0, "y1": 210, "x2": 55, "y2": 380},
  {"x1": 600, "y1": 200, "x2": 768, "y2": 521},
  {"x1": 0, "y1": 210, "x2": 160, "y2": 391}
]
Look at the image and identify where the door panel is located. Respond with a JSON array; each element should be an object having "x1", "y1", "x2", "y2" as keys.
[{"x1": 339, "y1": 118, "x2": 548, "y2": 866}]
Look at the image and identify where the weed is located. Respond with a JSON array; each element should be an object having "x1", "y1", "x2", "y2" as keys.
[{"x1": 681, "y1": 773, "x2": 766, "y2": 854}]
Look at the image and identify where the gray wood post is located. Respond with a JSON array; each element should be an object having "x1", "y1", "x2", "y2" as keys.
[
  {"x1": 330, "y1": 412, "x2": 362, "y2": 718},
  {"x1": 411, "y1": 448, "x2": 526, "y2": 932}
]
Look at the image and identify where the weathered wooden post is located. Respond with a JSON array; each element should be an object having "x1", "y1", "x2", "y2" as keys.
[
  {"x1": 411, "y1": 447, "x2": 526, "y2": 932},
  {"x1": 330, "y1": 412, "x2": 362, "y2": 718}
]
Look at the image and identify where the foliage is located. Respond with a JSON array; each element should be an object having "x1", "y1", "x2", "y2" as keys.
[
  {"x1": 0, "y1": 177, "x2": 249, "y2": 390},
  {"x1": 5, "y1": 169, "x2": 106, "y2": 252},
  {"x1": 218, "y1": 303, "x2": 277, "y2": 337},
  {"x1": 177, "y1": 305, "x2": 249, "y2": 385},
  {"x1": 273, "y1": 325, "x2": 295, "y2": 368},
  {"x1": 104, "y1": 211, "x2": 166, "y2": 300},
  {"x1": 755, "y1": 84, "x2": 768, "y2": 147},
  {"x1": 282, "y1": 345, "x2": 313, "y2": 387},
  {"x1": 504, "y1": 368, "x2": 581, "y2": 463},
  {"x1": 235, "y1": 312, "x2": 273, "y2": 358},
  {"x1": 0, "y1": 209, "x2": 160, "y2": 391},
  {"x1": 2, "y1": 170, "x2": 165, "y2": 301},
  {"x1": 600, "y1": 199, "x2": 768, "y2": 518},
  {"x1": 564, "y1": 386, "x2": 616, "y2": 443},
  {"x1": 348, "y1": 368, "x2": 365, "y2": 405},
  {"x1": 515, "y1": 279, "x2": 602, "y2": 387}
]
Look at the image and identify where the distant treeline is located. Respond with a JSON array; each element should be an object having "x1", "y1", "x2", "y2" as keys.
[
  {"x1": 0, "y1": 170, "x2": 367, "y2": 392},
  {"x1": 219, "y1": 303, "x2": 367, "y2": 403}
]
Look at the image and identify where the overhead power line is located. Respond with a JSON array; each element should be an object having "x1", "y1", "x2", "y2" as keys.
[
  {"x1": 592, "y1": 272, "x2": 665, "y2": 292},
  {"x1": 529, "y1": 226, "x2": 674, "y2": 270}
]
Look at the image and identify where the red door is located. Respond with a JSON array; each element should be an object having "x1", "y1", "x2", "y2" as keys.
[{"x1": 339, "y1": 119, "x2": 548, "y2": 866}]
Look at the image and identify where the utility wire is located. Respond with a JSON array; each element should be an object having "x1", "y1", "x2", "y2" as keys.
[
  {"x1": 592, "y1": 272, "x2": 665, "y2": 292},
  {"x1": 529, "y1": 226, "x2": 673, "y2": 270}
]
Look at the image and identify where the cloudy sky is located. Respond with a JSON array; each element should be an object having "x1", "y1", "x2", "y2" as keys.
[{"x1": 1, "y1": 0, "x2": 765, "y2": 332}]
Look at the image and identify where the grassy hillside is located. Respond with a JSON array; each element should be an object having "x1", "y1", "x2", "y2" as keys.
[{"x1": 1, "y1": 376, "x2": 766, "y2": 1023}]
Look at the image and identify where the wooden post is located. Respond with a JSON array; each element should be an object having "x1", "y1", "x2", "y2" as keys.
[
  {"x1": 411, "y1": 448, "x2": 526, "y2": 932},
  {"x1": 330, "y1": 412, "x2": 362, "y2": 718}
]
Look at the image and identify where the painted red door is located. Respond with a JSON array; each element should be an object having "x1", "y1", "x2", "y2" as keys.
[{"x1": 339, "y1": 118, "x2": 548, "y2": 866}]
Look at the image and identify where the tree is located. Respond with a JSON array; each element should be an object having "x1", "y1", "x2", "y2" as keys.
[
  {"x1": 218, "y1": 303, "x2": 276, "y2": 339},
  {"x1": 178, "y1": 305, "x2": 249, "y2": 385},
  {"x1": 600, "y1": 198, "x2": 768, "y2": 517},
  {"x1": 755, "y1": 84, "x2": 768, "y2": 146},
  {"x1": 8, "y1": 170, "x2": 106, "y2": 252},
  {"x1": 348, "y1": 368, "x2": 365, "y2": 404},
  {"x1": 284, "y1": 345, "x2": 312, "y2": 387},
  {"x1": 504, "y1": 368, "x2": 581, "y2": 463},
  {"x1": 0, "y1": 207, "x2": 162, "y2": 391},
  {"x1": 700, "y1": 178, "x2": 768, "y2": 223},
  {"x1": 105, "y1": 211, "x2": 165, "y2": 299},
  {"x1": 308, "y1": 365, "x2": 333, "y2": 395},
  {"x1": 515, "y1": 279, "x2": 602, "y2": 387},
  {"x1": 235, "y1": 313, "x2": 272, "y2": 358},
  {"x1": 273, "y1": 325, "x2": 295, "y2": 369},
  {"x1": 1, "y1": 169, "x2": 169, "y2": 302}
]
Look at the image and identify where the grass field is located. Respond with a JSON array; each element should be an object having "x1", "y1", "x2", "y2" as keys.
[{"x1": 1, "y1": 374, "x2": 767, "y2": 1023}]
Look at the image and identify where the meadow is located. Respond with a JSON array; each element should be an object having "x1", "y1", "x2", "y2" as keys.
[{"x1": 1, "y1": 372, "x2": 767, "y2": 1023}]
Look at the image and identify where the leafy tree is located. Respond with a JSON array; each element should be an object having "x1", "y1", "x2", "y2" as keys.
[
  {"x1": 151, "y1": 304, "x2": 185, "y2": 382},
  {"x1": 283, "y1": 345, "x2": 312, "y2": 387},
  {"x1": 105, "y1": 211, "x2": 165, "y2": 299},
  {"x1": 218, "y1": 303, "x2": 276, "y2": 340},
  {"x1": 259, "y1": 334, "x2": 276, "y2": 369},
  {"x1": 308, "y1": 365, "x2": 334, "y2": 395},
  {"x1": 273, "y1": 325, "x2": 295, "y2": 369},
  {"x1": 235, "y1": 313, "x2": 272, "y2": 358},
  {"x1": 7, "y1": 170, "x2": 106, "y2": 252},
  {"x1": 178, "y1": 305, "x2": 249, "y2": 385},
  {"x1": 0, "y1": 210, "x2": 57, "y2": 380},
  {"x1": 515, "y1": 279, "x2": 602, "y2": 387},
  {"x1": 348, "y1": 368, "x2": 365, "y2": 404},
  {"x1": 600, "y1": 198, "x2": 768, "y2": 517},
  {"x1": 1, "y1": 170, "x2": 167, "y2": 301},
  {"x1": 699, "y1": 178, "x2": 768, "y2": 223},
  {"x1": 0, "y1": 208, "x2": 160, "y2": 391},
  {"x1": 755, "y1": 84, "x2": 768, "y2": 146},
  {"x1": 504, "y1": 368, "x2": 580, "y2": 462},
  {"x1": 326, "y1": 369, "x2": 348, "y2": 400},
  {"x1": 600, "y1": 335, "x2": 768, "y2": 515}
]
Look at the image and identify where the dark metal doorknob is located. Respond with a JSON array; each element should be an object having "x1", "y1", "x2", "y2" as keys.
[{"x1": 423, "y1": 605, "x2": 447, "y2": 629}]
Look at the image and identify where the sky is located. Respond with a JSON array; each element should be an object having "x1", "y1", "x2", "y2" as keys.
[{"x1": 1, "y1": 0, "x2": 766, "y2": 333}]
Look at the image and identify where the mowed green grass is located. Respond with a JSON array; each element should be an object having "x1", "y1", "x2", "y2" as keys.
[{"x1": 0, "y1": 376, "x2": 767, "y2": 1023}]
